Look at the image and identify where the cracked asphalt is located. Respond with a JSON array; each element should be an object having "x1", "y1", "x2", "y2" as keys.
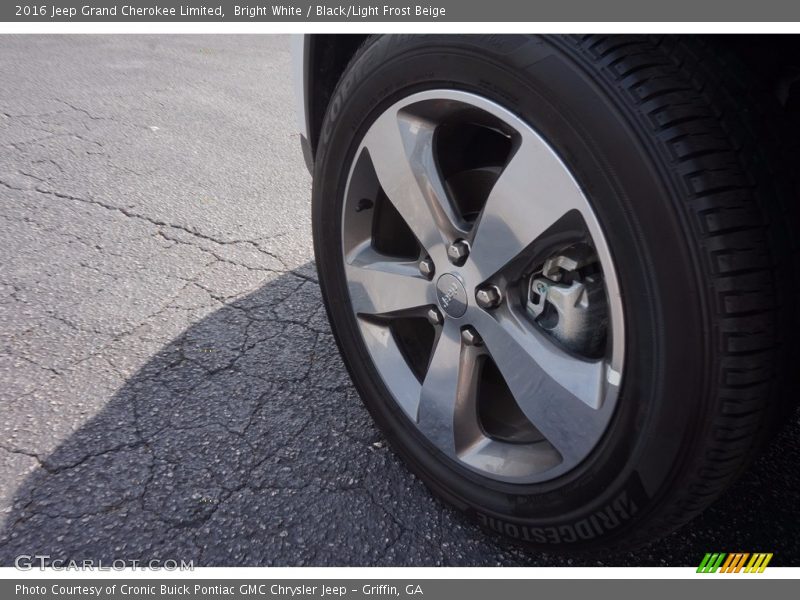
[{"x1": 1, "y1": 35, "x2": 798, "y2": 567}]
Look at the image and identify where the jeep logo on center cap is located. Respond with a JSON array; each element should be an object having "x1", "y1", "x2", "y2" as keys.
[{"x1": 436, "y1": 273, "x2": 468, "y2": 318}]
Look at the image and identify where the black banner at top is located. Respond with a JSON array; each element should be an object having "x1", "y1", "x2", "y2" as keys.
[{"x1": 4, "y1": 0, "x2": 800, "y2": 22}]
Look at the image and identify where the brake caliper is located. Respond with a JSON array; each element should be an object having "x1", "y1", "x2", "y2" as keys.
[{"x1": 526, "y1": 245, "x2": 608, "y2": 358}]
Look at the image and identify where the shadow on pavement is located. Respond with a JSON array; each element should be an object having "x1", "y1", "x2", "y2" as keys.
[{"x1": 0, "y1": 264, "x2": 798, "y2": 566}]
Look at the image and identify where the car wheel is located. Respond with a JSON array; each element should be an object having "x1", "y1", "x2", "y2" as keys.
[{"x1": 311, "y1": 34, "x2": 797, "y2": 551}]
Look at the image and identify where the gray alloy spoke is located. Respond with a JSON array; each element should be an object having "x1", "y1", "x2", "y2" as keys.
[
  {"x1": 416, "y1": 320, "x2": 480, "y2": 456},
  {"x1": 345, "y1": 246, "x2": 432, "y2": 316},
  {"x1": 469, "y1": 132, "x2": 588, "y2": 280},
  {"x1": 361, "y1": 108, "x2": 466, "y2": 255},
  {"x1": 471, "y1": 309, "x2": 608, "y2": 463}
]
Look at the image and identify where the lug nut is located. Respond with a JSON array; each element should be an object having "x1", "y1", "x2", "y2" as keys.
[
  {"x1": 418, "y1": 258, "x2": 435, "y2": 280},
  {"x1": 475, "y1": 285, "x2": 502, "y2": 309},
  {"x1": 427, "y1": 307, "x2": 443, "y2": 326},
  {"x1": 461, "y1": 327, "x2": 483, "y2": 346},
  {"x1": 447, "y1": 239, "x2": 470, "y2": 265}
]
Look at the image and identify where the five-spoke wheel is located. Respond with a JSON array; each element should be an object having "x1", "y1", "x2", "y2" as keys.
[{"x1": 341, "y1": 90, "x2": 624, "y2": 483}]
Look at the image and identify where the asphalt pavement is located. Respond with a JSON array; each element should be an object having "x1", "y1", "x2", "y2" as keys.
[{"x1": 0, "y1": 35, "x2": 797, "y2": 567}]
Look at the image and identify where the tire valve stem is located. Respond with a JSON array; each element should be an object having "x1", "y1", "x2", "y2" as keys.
[{"x1": 355, "y1": 198, "x2": 374, "y2": 212}]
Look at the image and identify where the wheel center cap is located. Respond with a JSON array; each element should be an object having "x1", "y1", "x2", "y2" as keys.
[{"x1": 436, "y1": 273, "x2": 468, "y2": 318}]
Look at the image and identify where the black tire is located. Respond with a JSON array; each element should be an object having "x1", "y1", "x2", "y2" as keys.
[{"x1": 311, "y1": 34, "x2": 798, "y2": 551}]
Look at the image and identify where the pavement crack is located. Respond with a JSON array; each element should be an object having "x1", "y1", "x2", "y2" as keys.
[
  {"x1": 29, "y1": 185, "x2": 289, "y2": 271},
  {"x1": 54, "y1": 100, "x2": 114, "y2": 122},
  {"x1": 155, "y1": 231, "x2": 285, "y2": 275},
  {"x1": 0, "y1": 444, "x2": 45, "y2": 468},
  {"x1": 0, "y1": 179, "x2": 27, "y2": 191}
]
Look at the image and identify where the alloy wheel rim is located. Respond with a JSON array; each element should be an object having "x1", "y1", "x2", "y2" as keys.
[{"x1": 340, "y1": 89, "x2": 625, "y2": 484}]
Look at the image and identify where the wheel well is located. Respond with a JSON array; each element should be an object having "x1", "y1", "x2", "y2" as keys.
[
  {"x1": 305, "y1": 35, "x2": 800, "y2": 156},
  {"x1": 710, "y1": 35, "x2": 800, "y2": 118},
  {"x1": 306, "y1": 34, "x2": 369, "y2": 156}
]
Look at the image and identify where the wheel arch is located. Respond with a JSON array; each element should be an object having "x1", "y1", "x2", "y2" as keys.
[
  {"x1": 303, "y1": 34, "x2": 370, "y2": 163},
  {"x1": 298, "y1": 34, "x2": 800, "y2": 164}
]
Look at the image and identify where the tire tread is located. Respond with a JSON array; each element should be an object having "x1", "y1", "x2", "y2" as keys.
[{"x1": 573, "y1": 34, "x2": 797, "y2": 548}]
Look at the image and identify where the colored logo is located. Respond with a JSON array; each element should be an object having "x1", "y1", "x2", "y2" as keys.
[{"x1": 697, "y1": 552, "x2": 773, "y2": 573}]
